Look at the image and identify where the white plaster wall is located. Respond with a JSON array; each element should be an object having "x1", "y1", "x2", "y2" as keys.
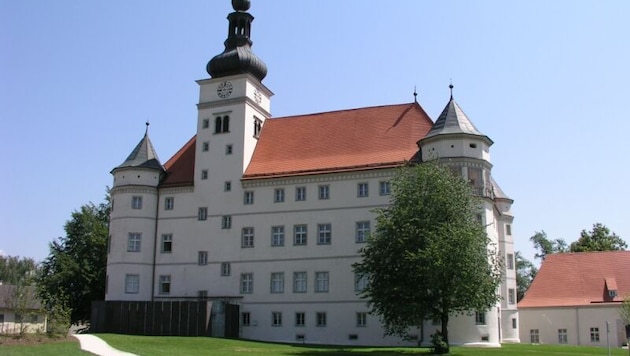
[{"x1": 421, "y1": 137, "x2": 490, "y2": 162}]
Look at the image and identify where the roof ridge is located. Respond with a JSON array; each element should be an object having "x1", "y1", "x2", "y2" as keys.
[{"x1": 272, "y1": 102, "x2": 417, "y2": 121}]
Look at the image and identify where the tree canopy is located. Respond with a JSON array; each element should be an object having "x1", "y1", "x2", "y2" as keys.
[
  {"x1": 0, "y1": 255, "x2": 37, "y2": 285},
  {"x1": 37, "y1": 196, "x2": 110, "y2": 323},
  {"x1": 354, "y1": 163, "x2": 501, "y2": 353},
  {"x1": 515, "y1": 251, "x2": 537, "y2": 302},
  {"x1": 570, "y1": 223, "x2": 627, "y2": 252},
  {"x1": 529, "y1": 231, "x2": 568, "y2": 261}
]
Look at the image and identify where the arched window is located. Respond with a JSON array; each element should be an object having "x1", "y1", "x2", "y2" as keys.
[{"x1": 215, "y1": 116, "x2": 230, "y2": 134}]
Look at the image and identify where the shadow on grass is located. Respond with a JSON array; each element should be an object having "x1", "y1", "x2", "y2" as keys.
[{"x1": 283, "y1": 343, "x2": 431, "y2": 355}]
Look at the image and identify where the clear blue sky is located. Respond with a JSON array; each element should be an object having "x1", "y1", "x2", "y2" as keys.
[{"x1": 1, "y1": 1, "x2": 629, "y2": 264}]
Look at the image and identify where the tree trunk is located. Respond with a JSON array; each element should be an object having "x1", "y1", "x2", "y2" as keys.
[{"x1": 441, "y1": 312, "x2": 450, "y2": 354}]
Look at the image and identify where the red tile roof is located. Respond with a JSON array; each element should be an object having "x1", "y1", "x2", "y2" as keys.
[
  {"x1": 243, "y1": 102, "x2": 433, "y2": 179},
  {"x1": 518, "y1": 251, "x2": 630, "y2": 308},
  {"x1": 161, "y1": 136, "x2": 196, "y2": 187}
]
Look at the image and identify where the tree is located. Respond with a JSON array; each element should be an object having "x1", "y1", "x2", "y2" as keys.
[
  {"x1": 0, "y1": 256, "x2": 40, "y2": 335},
  {"x1": 515, "y1": 251, "x2": 537, "y2": 302},
  {"x1": 570, "y1": 223, "x2": 627, "y2": 252},
  {"x1": 37, "y1": 195, "x2": 110, "y2": 324},
  {"x1": 354, "y1": 163, "x2": 502, "y2": 354},
  {"x1": 529, "y1": 231, "x2": 567, "y2": 261},
  {"x1": 0, "y1": 255, "x2": 37, "y2": 284}
]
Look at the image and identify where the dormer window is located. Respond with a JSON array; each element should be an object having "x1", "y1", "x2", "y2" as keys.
[
  {"x1": 605, "y1": 277, "x2": 618, "y2": 300},
  {"x1": 608, "y1": 289, "x2": 617, "y2": 298}
]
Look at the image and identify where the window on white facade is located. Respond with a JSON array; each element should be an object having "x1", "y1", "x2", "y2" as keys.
[
  {"x1": 164, "y1": 197, "x2": 174, "y2": 210},
  {"x1": 356, "y1": 221, "x2": 370, "y2": 243},
  {"x1": 221, "y1": 262, "x2": 231, "y2": 276},
  {"x1": 161, "y1": 234, "x2": 173, "y2": 253},
  {"x1": 379, "y1": 181, "x2": 391, "y2": 195},
  {"x1": 125, "y1": 274, "x2": 139, "y2": 294},
  {"x1": 507, "y1": 253, "x2": 514, "y2": 270},
  {"x1": 241, "y1": 227, "x2": 254, "y2": 248},
  {"x1": 224, "y1": 181, "x2": 231, "y2": 192},
  {"x1": 293, "y1": 272, "x2": 307, "y2": 293},
  {"x1": 512, "y1": 318, "x2": 517, "y2": 329},
  {"x1": 272, "y1": 312, "x2": 282, "y2": 326},
  {"x1": 202, "y1": 141, "x2": 209, "y2": 152},
  {"x1": 316, "y1": 312, "x2": 327, "y2": 327},
  {"x1": 274, "y1": 188, "x2": 285, "y2": 202},
  {"x1": 244, "y1": 191, "x2": 254, "y2": 205},
  {"x1": 355, "y1": 273, "x2": 368, "y2": 293},
  {"x1": 357, "y1": 182, "x2": 369, "y2": 197},
  {"x1": 590, "y1": 327, "x2": 600, "y2": 342},
  {"x1": 242, "y1": 312, "x2": 250, "y2": 326},
  {"x1": 159, "y1": 275, "x2": 171, "y2": 295},
  {"x1": 222, "y1": 215, "x2": 232, "y2": 229},
  {"x1": 270, "y1": 272, "x2": 284, "y2": 293},
  {"x1": 198, "y1": 207, "x2": 207, "y2": 221},
  {"x1": 318, "y1": 185, "x2": 329, "y2": 200},
  {"x1": 198, "y1": 251, "x2": 208, "y2": 265},
  {"x1": 131, "y1": 196, "x2": 143, "y2": 209},
  {"x1": 127, "y1": 233, "x2": 141, "y2": 252},
  {"x1": 294, "y1": 224, "x2": 307, "y2": 245},
  {"x1": 475, "y1": 311, "x2": 486, "y2": 325},
  {"x1": 295, "y1": 186, "x2": 306, "y2": 201},
  {"x1": 558, "y1": 328, "x2": 568, "y2": 344},
  {"x1": 201, "y1": 169, "x2": 208, "y2": 180},
  {"x1": 356, "y1": 312, "x2": 367, "y2": 327},
  {"x1": 271, "y1": 226, "x2": 284, "y2": 246},
  {"x1": 508, "y1": 288, "x2": 516, "y2": 305},
  {"x1": 506, "y1": 224, "x2": 512, "y2": 235},
  {"x1": 215, "y1": 115, "x2": 230, "y2": 133},
  {"x1": 295, "y1": 312, "x2": 305, "y2": 327},
  {"x1": 315, "y1": 271, "x2": 329, "y2": 293},
  {"x1": 530, "y1": 329, "x2": 540, "y2": 343},
  {"x1": 202, "y1": 118, "x2": 210, "y2": 129},
  {"x1": 225, "y1": 144, "x2": 233, "y2": 155},
  {"x1": 317, "y1": 223, "x2": 331, "y2": 245},
  {"x1": 253, "y1": 117, "x2": 262, "y2": 138},
  {"x1": 241, "y1": 273, "x2": 253, "y2": 294}
]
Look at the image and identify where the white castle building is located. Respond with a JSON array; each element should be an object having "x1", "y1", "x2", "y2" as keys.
[{"x1": 106, "y1": 0, "x2": 519, "y2": 346}]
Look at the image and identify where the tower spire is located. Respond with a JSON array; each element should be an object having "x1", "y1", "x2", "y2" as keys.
[{"x1": 449, "y1": 80, "x2": 454, "y2": 100}]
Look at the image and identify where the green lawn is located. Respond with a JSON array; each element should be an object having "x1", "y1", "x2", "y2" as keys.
[
  {"x1": 0, "y1": 339, "x2": 88, "y2": 356},
  {"x1": 96, "y1": 334, "x2": 629, "y2": 356}
]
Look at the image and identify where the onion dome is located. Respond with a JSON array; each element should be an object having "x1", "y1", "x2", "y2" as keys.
[{"x1": 207, "y1": 0, "x2": 267, "y2": 81}]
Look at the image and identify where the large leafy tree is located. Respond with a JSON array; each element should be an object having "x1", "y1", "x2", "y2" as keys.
[
  {"x1": 570, "y1": 223, "x2": 627, "y2": 252},
  {"x1": 37, "y1": 195, "x2": 110, "y2": 323},
  {"x1": 529, "y1": 231, "x2": 568, "y2": 261},
  {"x1": 354, "y1": 163, "x2": 502, "y2": 353},
  {"x1": 0, "y1": 255, "x2": 37, "y2": 284},
  {"x1": 515, "y1": 251, "x2": 537, "y2": 302}
]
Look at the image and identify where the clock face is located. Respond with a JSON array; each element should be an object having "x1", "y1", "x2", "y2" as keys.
[
  {"x1": 254, "y1": 89, "x2": 262, "y2": 104},
  {"x1": 217, "y1": 81, "x2": 233, "y2": 99}
]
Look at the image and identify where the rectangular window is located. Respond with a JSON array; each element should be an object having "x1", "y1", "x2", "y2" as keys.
[
  {"x1": 241, "y1": 273, "x2": 253, "y2": 294},
  {"x1": 14, "y1": 313, "x2": 23, "y2": 323},
  {"x1": 295, "y1": 312, "x2": 305, "y2": 327},
  {"x1": 271, "y1": 272, "x2": 284, "y2": 293},
  {"x1": 159, "y1": 275, "x2": 171, "y2": 295},
  {"x1": 201, "y1": 169, "x2": 208, "y2": 180},
  {"x1": 316, "y1": 312, "x2": 327, "y2": 327},
  {"x1": 221, "y1": 262, "x2": 231, "y2": 276},
  {"x1": 356, "y1": 221, "x2": 370, "y2": 243},
  {"x1": 356, "y1": 312, "x2": 367, "y2": 327},
  {"x1": 590, "y1": 327, "x2": 600, "y2": 342},
  {"x1": 357, "y1": 182, "x2": 369, "y2": 197},
  {"x1": 225, "y1": 144, "x2": 233, "y2": 155},
  {"x1": 272, "y1": 312, "x2": 282, "y2": 327},
  {"x1": 253, "y1": 117, "x2": 262, "y2": 138},
  {"x1": 318, "y1": 185, "x2": 329, "y2": 200},
  {"x1": 475, "y1": 311, "x2": 486, "y2": 325},
  {"x1": 271, "y1": 226, "x2": 285, "y2": 246},
  {"x1": 295, "y1": 186, "x2": 306, "y2": 201},
  {"x1": 315, "y1": 271, "x2": 329, "y2": 293},
  {"x1": 317, "y1": 223, "x2": 331, "y2": 245},
  {"x1": 379, "y1": 181, "x2": 391, "y2": 195},
  {"x1": 127, "y1": 233, "x2": 141, "y2": 252},
  {"x1": 198, "y1": 207, "x2": 207, "y2": 221},
  {"x1": 198, "y1": 251, "x2": 208, "y2": 265},
  {"x1": 244, "y1": 191, "x2": 254, "y2": 205},
  {"x1": 508, "y1": 288, "x2": 516, "y2": 305},
  {"x1": 558, "y1": 328, "x2": 568, "y2": 344},
  {"x1": 242, "y1": 227, "x2": 254, "y2": 248},
  {"x1": 512, "y1": 318, "x2": 517, "y2": 329},
  {"x1": 274, "y1": 188, "x2": 285, "y2": 203},
  {"x1": 530, "y1": 329, "x2": 540, "y2": 343},
  {"x1": 242, "y1": 312, "x2": 250, "y2": 326},
  {"x1": 355, "y1": 273, "x2": 368, "y2": 292},
  {"x1": 224, "y1": 181, "x2": 231, "y2": 191},
  {"x1": 293, "y1": 271, "x2": 307, "y2": 293},
  {"x1": 202, "y1": 141, "x2": 209, "y2": 152},
  {"x1": 164, "y1": 197, "x2": 174, "y2": 210},
  {"x1": 132, "y1": 196, "x2": 143, "y2": 209},
  {"x1": 202, "y1": 118, "x2": 210, "y2": 129},
  {"x1": 506, "y1": 224, "x2": 512, "y2": 236},
  {"x1": 222, "y1": 215, "x2": 232, "y2": 229},
  {"x1": 125, "y1": 274, "x2": 139, "y2": 294},
  {"x1": 294, "y1": 224, "x2": 307, "y2": 245},
  {"x1": 161, "y1": 234, "x2": 173, "y2": 253},
  {"x1": 507, "y1": 253, "x2": 514, "y2": 270}
]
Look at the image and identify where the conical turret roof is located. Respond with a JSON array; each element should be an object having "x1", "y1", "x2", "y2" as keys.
[
  {"x1": 424, "y1": 96, "x2": 491, "y2": 144},
  {"x1": 112, "y1": 132, "x2": 165, "y2": 172}
]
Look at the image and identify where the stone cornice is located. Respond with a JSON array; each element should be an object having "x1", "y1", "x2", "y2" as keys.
[
  {"x1": 242, "y1": 168, "x2": 396, "y2": 188},
  {"x1": 111, "y1": 186, "x2": 158, "y2": 195}
]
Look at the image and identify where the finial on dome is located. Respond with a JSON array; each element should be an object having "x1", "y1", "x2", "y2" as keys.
[
  {"x1": 449, "y1": 80, "x2": 454, "y2": 100},
  {"x1": 145, "y1": 121, "x2": 150, "y2": 135},
  {"x1": 232, "y1": 0, "x2": 250, "y2": 11},
  {"x1": 413, "y1": 86, "x2": 418, "y2": 103}
]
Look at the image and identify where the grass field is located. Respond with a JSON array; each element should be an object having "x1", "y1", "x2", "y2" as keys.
[{"x1": 1, "y1": 334, "x2": 628, "y2": 356}]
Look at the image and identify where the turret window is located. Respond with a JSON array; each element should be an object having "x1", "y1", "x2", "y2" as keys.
[
  {"x1": 161, "y1": 234, "x2": 173, "y2": 253},
  {"x1": 164, "y1": 197, "x2": 174, "y2": 210},
  {"x1": 159, "y1": 275, "x2": 171, "y2": 295},
  {"x1": 131, "y1": 196, "x2": 143, "y2": 209},
  {"x1": 357, "y1": 183, "x2": 369, "y2": 197},
  {"x1": 198, "y1": 207, "x2": 208, "y2": 221},
  {"x1": 125, "y1": 274, "x2": 140, "y2": 294},
  {"x1": 127, "y1": 233, "x2": 142, "y2": 252},
  {"x1": 215, "y1": 115, "x2": 230, "y2": 133}
]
